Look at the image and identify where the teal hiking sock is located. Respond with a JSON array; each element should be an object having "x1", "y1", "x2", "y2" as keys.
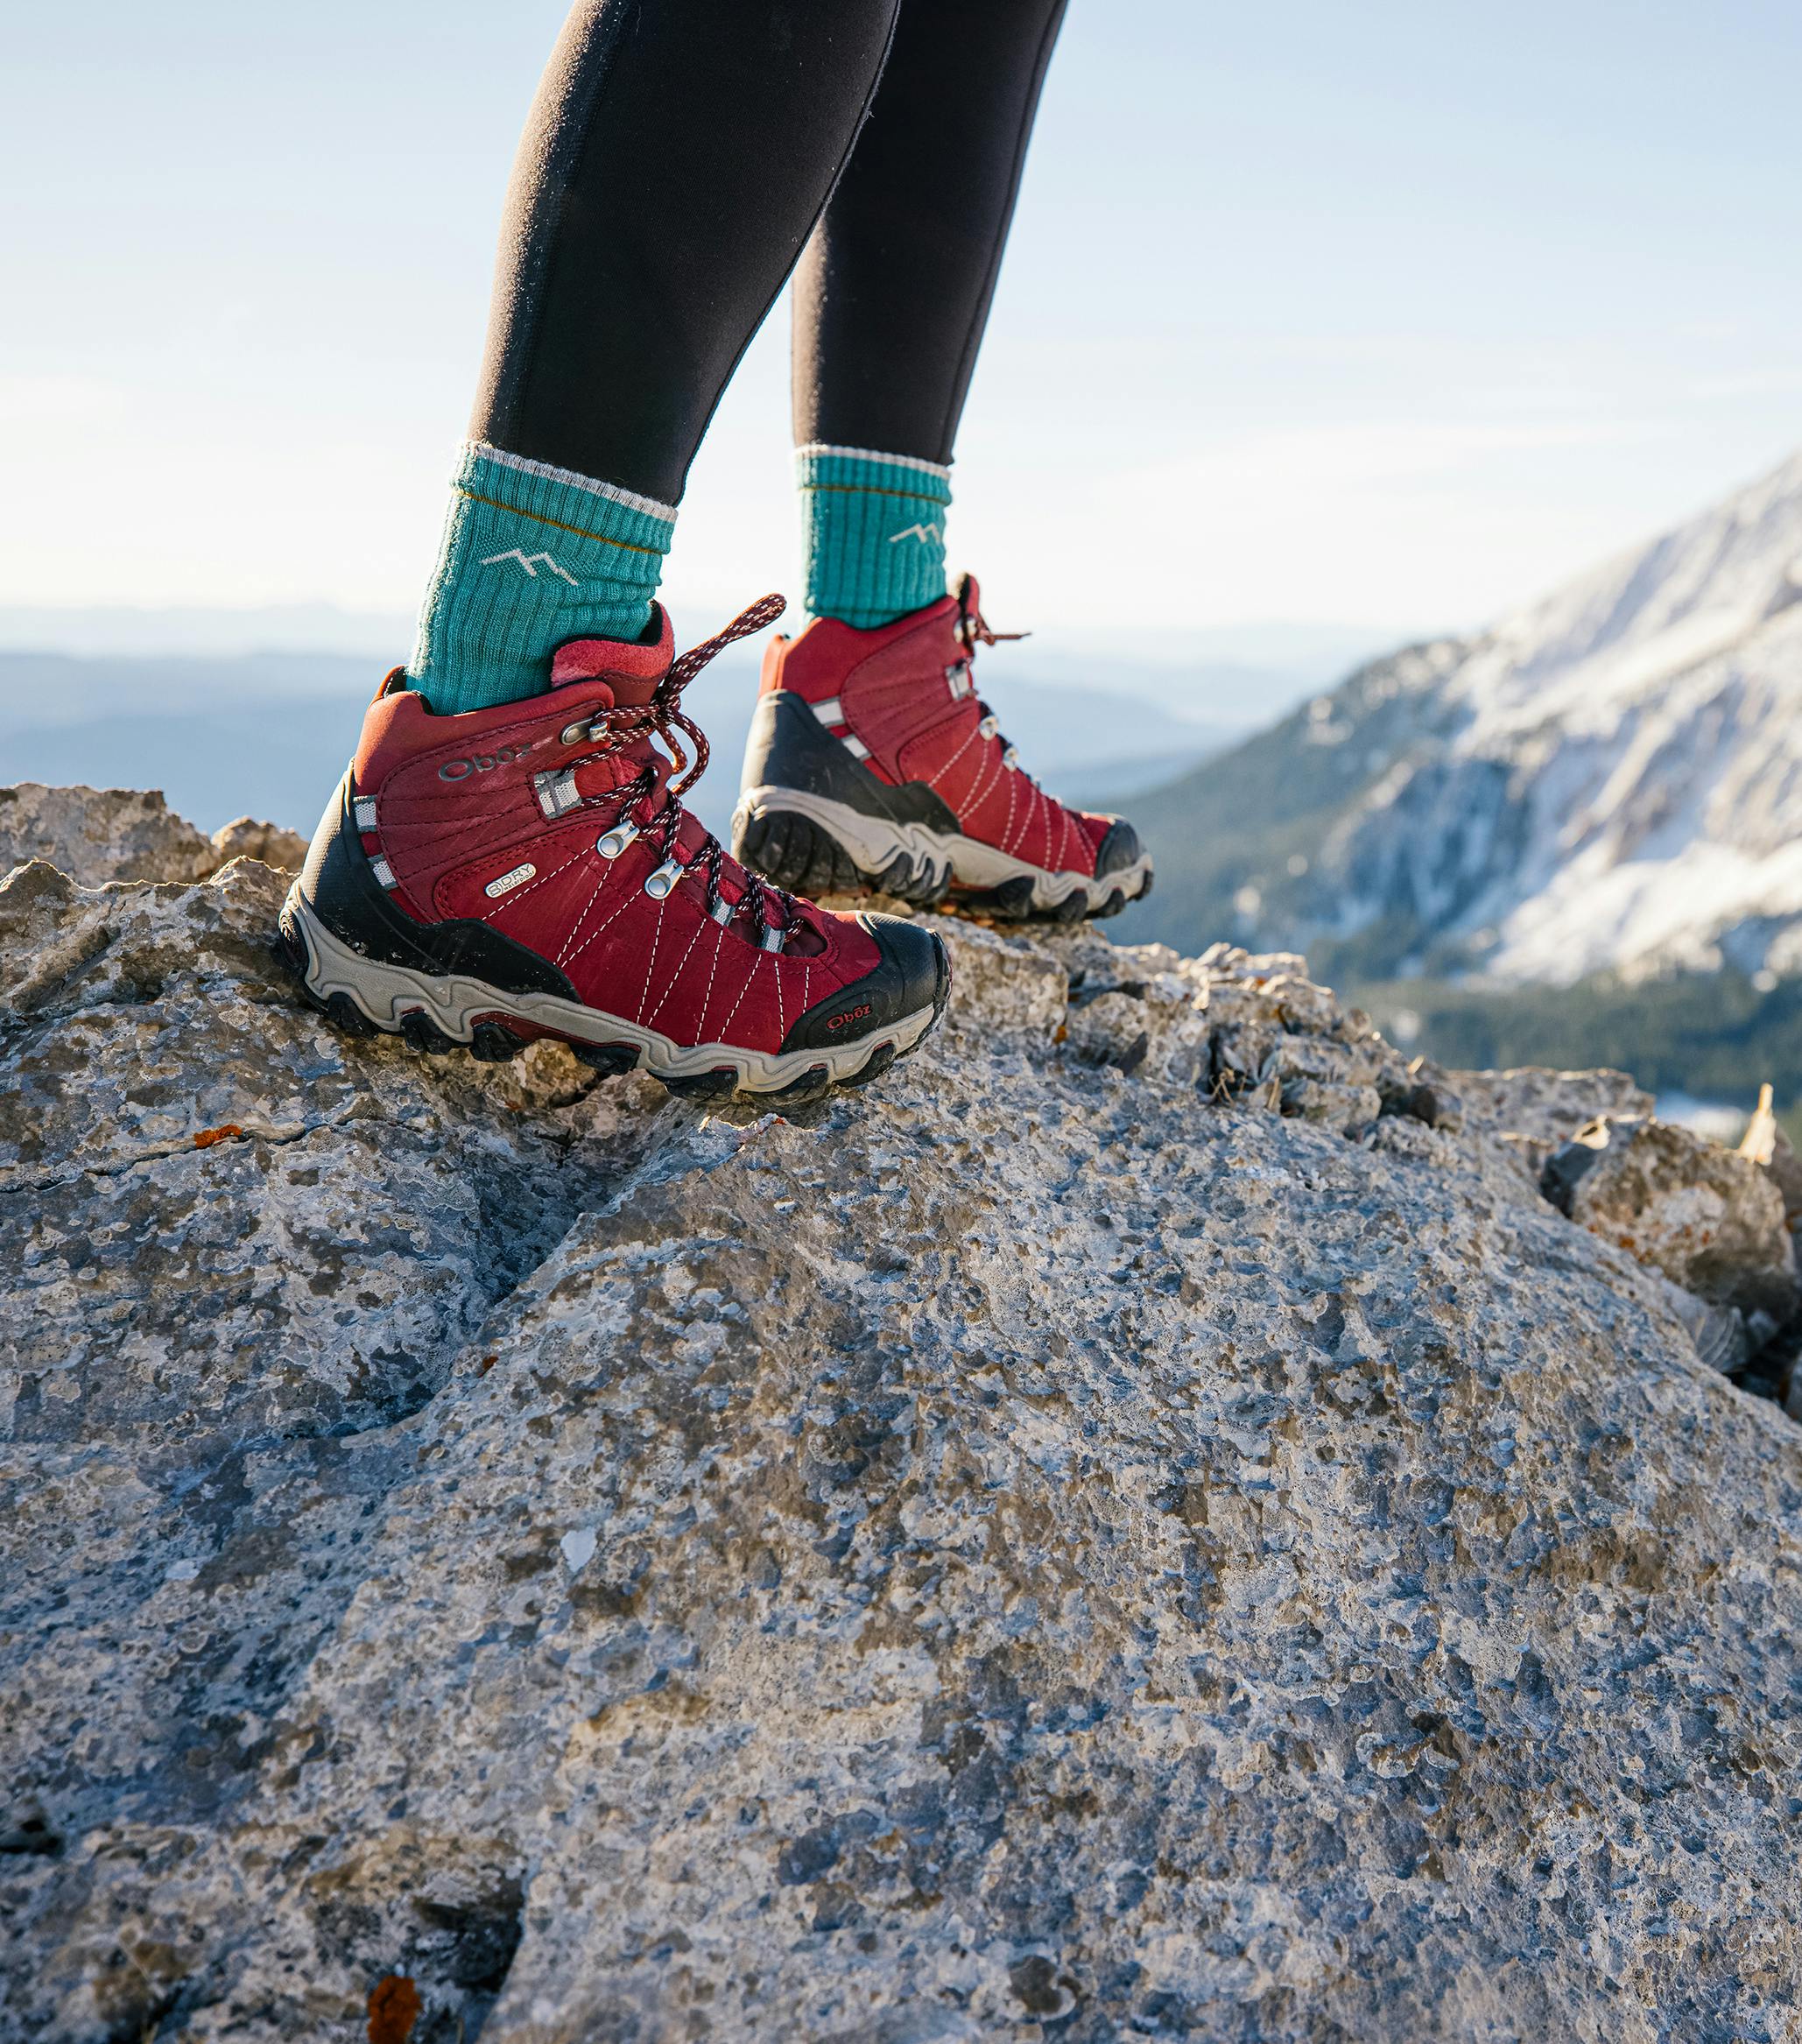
[
  {"x1": 796, "y1": 442, "x2": 952, "y2": 630},
  {"x1": 409, "y1": 441, "x2": 676, "y2": 715}
]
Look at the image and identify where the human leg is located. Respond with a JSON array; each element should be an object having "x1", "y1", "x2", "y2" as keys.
[
  {"x1": 285, "y1": 0, "x2": 952, "y2": 1098},
  {"x1": 418, "y1": 0, "x2": 904, "y2": 716},
  {"x1": 736, "y1": 0, "x2": 1153, "y2": 921}
]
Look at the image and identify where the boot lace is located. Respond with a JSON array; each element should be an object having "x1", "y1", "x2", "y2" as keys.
[
  {"x1": 955, "y1": 584, "x2": 1040, "y2": 786},
  {"x1": 565, "y1": 593, "x2": 800, "y2": 951}
]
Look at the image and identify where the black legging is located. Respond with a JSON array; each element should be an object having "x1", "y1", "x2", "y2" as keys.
[{"x1": 469, "y1": 0, "x2": 1067, "y2": 506}]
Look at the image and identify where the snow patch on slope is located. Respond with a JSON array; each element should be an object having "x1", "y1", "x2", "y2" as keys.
[{"x1": 1319, "y1": 450, "x2": 1802, "y2": 982}]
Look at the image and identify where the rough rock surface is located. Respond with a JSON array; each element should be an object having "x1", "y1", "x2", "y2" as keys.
[
  {"x1": 208, "y1": 814, "x2": 310, "y2": 873},
  {"x1": 1452, "y1": 1066, "x2": 1654, "y2": 1145},
  {"x1": 7, "y1": 793, "x2": 1802, "y2": 2042},
  {"x1": 1548, "y1": 1116, "x2": 1801, "y2": 1323},
  {"x1": 0, "y1": 781, "x2": 305, "y2": 888}
]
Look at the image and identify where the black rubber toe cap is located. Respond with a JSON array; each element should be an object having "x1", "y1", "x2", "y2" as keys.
[
  {"x1": 780, "y1": 912, "x2": 950, "y2": 1053},
  {"x1": 1095, "y1": 818, "x2": 1144, "y2": 879}
]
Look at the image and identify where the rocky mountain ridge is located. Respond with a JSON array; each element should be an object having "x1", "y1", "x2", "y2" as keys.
[
  {"x1": 1124, "y1": 450, "x2": 1802, "y2": 985},
  {"x1": 6, "y1": 786, "x2": 1802, "y2": 2040}
]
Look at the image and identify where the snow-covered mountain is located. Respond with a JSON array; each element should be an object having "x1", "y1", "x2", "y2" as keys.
[{"x1": 1124, "y1": 451, "x2": 1802, "y2": 984}]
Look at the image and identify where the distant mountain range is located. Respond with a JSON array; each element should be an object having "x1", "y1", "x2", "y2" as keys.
[
  {"x1": 11, "y1": 456, "x2": 1800, "y2": 1005},
  {"x1": 0, "y1": 606, "x2": 416, "y2": 660},
  {"x1": 0, "y1": 646, "x2": 1233, "y2": 842},
  {"x1": 1115, "y1": 451, "x2": 1802, "y2": 987},
  {"x1": 0, "y1": 602, "x2": 1402, "y2": 843},
  {"x1": 0, "y1": 604, "x2": 1395, "y2": 708}
]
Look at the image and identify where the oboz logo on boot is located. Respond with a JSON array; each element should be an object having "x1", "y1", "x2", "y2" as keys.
[
  {"x1": 825, "y1": 1003, "x2": 872, "y2": 1032},
  {"x1": 439, "y1": 738, "x2": 544, "y2": 781}
]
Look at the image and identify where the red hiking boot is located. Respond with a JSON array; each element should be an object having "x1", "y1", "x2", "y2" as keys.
[
  {"x1": 278, "y1": 596, "x2": 950, "y2": 1104},
  {"x1": 731, "y1": 574, "x2": 1152, "y2": 922}
]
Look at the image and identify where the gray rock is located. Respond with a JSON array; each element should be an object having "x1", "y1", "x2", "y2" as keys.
[
  {"x1": 208, "y1": 815, "x2": 310, "y2": 872},
  {"x1": 1454, "y1": 1065, "x2": 1655, "y2": 1144},
  {"x1": 0, "y1": 782, "x2": 308, "y2": 888},
  {"x1": 1649, "y1": 1272, "x2": 1751, "y2": 1376},
  {"x1": 0, "y1": 782, "x2": 217, "y2": 885},
  {"x1": 1547, "y1": 1116, "x2": 1801, "y2": 1322},
  {"x1": 5, "y1": 793, "x2": 1802, "y2": 2042}
]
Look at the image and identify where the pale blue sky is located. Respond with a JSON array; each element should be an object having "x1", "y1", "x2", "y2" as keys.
[{"x1": 6, "y1": 0, "x2": 1802, "y2": 642}]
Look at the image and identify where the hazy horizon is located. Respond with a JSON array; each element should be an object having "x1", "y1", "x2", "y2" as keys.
[
  {"x1": 11, "y1": 1, "x2": 1802, "y2": 647},
  {"x1": 0, "y1": 599, "x2": 1401, "y2": 692}
]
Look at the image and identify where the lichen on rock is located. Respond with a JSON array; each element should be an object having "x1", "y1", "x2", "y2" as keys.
[{"x1": 6, "y1": 788, "x2": 1802, "y2": 2043}]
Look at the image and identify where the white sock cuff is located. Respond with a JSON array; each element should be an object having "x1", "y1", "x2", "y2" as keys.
[
  {"x1": 794, "y1": 442, "x2": 954, "y2": 483},
  {"x1": 466, "y1": 441, "x2": 679, "y2": 525}
]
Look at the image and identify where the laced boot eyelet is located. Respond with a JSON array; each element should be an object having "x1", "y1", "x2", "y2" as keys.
[
  {"x1": 644, "y1": 854, "x2": 689, "y2": 899},
  {"x1": 977, "y1": 713, "x2": 1000, "y2": 740},
  {"x1": 597, "y1": 818, "x2": 641, "y2": 859}
]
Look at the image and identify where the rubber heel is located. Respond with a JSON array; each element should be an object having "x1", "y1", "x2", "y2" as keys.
[{"x1": 734, "y1": 807, "x2": 949, "y2": 908}]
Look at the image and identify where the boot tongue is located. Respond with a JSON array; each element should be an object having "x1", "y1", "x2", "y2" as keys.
[
  {"x1": 549, "y1": 604, "x2": 676, "y2": 707},
  {"x1": 549, "y1": 610, "x2": 679, "y2": 805}
]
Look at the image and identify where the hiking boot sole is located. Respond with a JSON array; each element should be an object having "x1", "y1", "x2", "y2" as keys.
[
  {"x1": 278, "y1": 887, "x2": 947, "y2": 1103},
  {"x1": 733, "y1": 786, "x2": 1153, "y2": 923}
]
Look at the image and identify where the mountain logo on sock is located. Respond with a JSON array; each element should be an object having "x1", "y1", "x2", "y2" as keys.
[
  {"x1": 888, "y1": 522, "x2": 944, "y2": 546},
  {"x1": 480, "y1": 548, "x2": 581, "y2": 586}
]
